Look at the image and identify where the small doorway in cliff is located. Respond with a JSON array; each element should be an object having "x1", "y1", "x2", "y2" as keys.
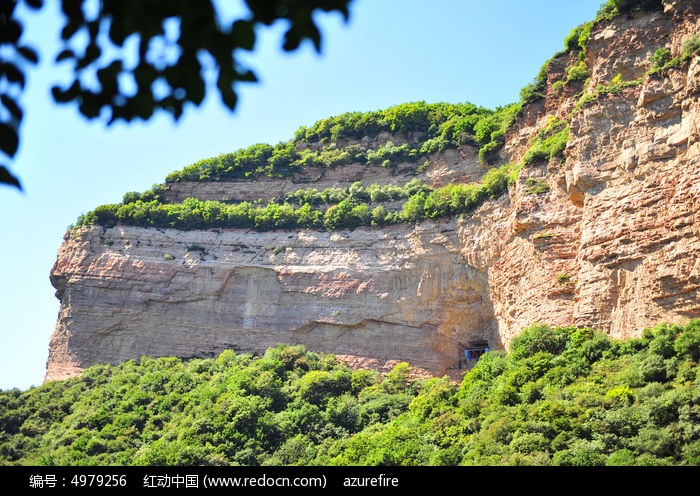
[{"x1": 461, "y1": 341, "x2": 490, "y2": 369}]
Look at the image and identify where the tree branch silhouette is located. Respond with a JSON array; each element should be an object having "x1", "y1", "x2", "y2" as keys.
[{"x1": 0, "y1": 0, "x2": 353, "y2": 190}]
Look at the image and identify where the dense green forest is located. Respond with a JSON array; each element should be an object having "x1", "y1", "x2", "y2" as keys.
[{"x1": 2, "y1": 321, "x2": 699, "y2": 466}]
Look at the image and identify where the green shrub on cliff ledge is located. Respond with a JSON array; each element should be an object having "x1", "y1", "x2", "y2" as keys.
[
  {"x1": 564, "y1": 21, "x2": 593, "y2": 54},
  {"x1": 522, "y1": 117, "x2": 569, "y2": 165},
  {"x1": 520, "y1": 61, "x2": 549, "y2": 105},
  {"x1": 75, "y1": 162, "x2": 518, "y2": 232},
  {"x1": 682, "y1": 35, "x2": 700, "y2": 61},
  {"x1": 597, "y1": 0, "x2": 664, "y2": 19}
]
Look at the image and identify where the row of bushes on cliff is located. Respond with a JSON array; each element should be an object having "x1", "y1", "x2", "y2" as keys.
[
  {"x1": 284, "y1": 178, "x2": 429, "y2": 206},
  {"x1": 74, "y1": 164, "x2": 516, "y2": 232},
  {"x1": 2, "y1": 319, "x2": 700, "y2": 466},
  {"x1": 297, "y1": 101, "x2": 521, "y2": 161},
  {"x1": 296, "y1": 101, "x2": 491, "y2": 143},
  {"x1": 163, "y1": 139, "x2": 424, "y2": 183},
  {"x1": 163, "y1": 102, "x2": 521, "y2": 184}
]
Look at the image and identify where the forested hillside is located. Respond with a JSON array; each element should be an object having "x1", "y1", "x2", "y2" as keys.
[{"x1": 3, "y1": 321, "x2": 700, "y2": 466}]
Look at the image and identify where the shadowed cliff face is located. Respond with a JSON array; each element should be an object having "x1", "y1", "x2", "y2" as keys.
[{"x1": 46, "y1": 2, "x2": 700, "y2": 382}]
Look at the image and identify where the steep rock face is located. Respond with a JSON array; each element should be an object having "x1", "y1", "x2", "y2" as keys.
[
  {"x1": 46, "y1": 2, "x2": 700, "y2": 382},
  {"x1": 48, "y1": 220, "x2": 494, "y2": 381},
  {"x1": 477, "y1": 0, "x2": 700, "y2": 346},
  {"x1": 567, "y1": 2, "x2": 700, "y2": 337}
]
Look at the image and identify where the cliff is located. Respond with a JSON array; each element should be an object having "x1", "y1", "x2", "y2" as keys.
[{"x1": 46, "y1": 1, "x2": 700, "y2": 382}]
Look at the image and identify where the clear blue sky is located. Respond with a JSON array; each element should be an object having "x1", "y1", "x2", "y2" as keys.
[{"x1": 0, "y1": 0, "x2": 605, "y2": 391}]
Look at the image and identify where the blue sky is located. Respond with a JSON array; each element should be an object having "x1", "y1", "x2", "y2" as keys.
[{"x1": 0, "y1": 0, "x2": 605, "y2": 391}]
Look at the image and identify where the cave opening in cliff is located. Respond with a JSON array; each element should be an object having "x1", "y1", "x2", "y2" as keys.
[{"x1": 461, "y1": 341, "x2": 490, "y2": 369}]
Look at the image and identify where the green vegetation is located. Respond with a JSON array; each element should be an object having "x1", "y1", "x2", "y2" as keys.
[
  {"x1": 648, "y1": 47, "x2": 679, "y2": 76},
  {"x1": 2, "y1": 320, "x2": 700, "y2": 466},
  {"x1": 519, "y1": 61, "x2": 550, "y2": 105},
  {"x1": 596, "y1": 0, "x2": 664, "y2": 20},
  {"x1": 648, "y1": 35, "x2": 700, "y2": 76},
  {"x1": 524, "y1": 178, "x2": 551, "y2": 196},
  {"x1": 566, "y1": 60, "x2": 590, "y2": 83},
  {"x1": 574, "y1": 73, "x2": 645, "y2": 112},
  {"x1": 552, "y1": 58, "x2": 589, "y2": 95},
  {"x1": 682, "y1": 35, "x2": 700, "y2": 61},
  {"x1": 72, "y1": 100, "x2": 529, "y2": 232},
  {"x1": 284, "y1": 179, "x2": 429, "y2": 206},
  {"x1": 564, "y1": 21, "x2": 594, "y2": 56},
  {"x1": 74, "y1": 163, "x2": 519, "y2": 232},
  {"x1": 70, "y1": 2, "x2": 700, "y2": 236},
  {"x1": 164, "y1": 101, "x2": 513, "y2": 184},
  {"x1": 475, "y1": 103, "x2": 521, "y2": 164},
  {"x1": 521, "y1": 117, "x2": 569, "y2": 166}
]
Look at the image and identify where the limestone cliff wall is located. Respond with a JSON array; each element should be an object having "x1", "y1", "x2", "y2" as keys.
[
  {"x1": 45, "y1": 1, "x2": 700, "y2": 382},
  {"x1": 48, "y1": 220, "x2": 494, "y2": 381}
]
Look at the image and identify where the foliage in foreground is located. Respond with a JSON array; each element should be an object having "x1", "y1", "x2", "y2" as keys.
[{"x1": 2, "y1": 319, "x2": 700, "y2": 466}]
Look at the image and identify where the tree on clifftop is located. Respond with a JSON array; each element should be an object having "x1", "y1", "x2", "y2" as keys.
[{"x1": 0, "y1": 0, "x2": 353, "y2": 190}]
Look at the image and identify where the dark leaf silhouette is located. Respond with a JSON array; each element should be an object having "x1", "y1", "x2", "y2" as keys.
[
  {"x1": 0, "y1": 0, "x2": 354, "y2": 189},
  {"x1": 0, "y1": 165, "x2": 21, "y2": 190}
]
